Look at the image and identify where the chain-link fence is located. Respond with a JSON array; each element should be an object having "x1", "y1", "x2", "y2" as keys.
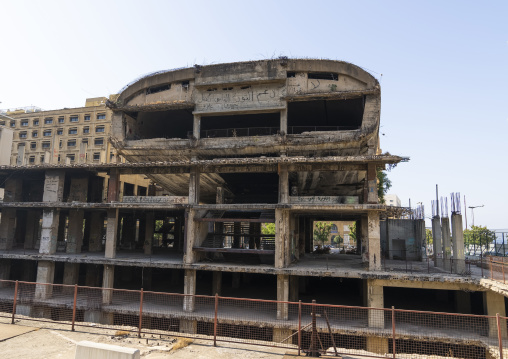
[{"x1": 0, "y1": 279, "x2": 506, "y2": 358}]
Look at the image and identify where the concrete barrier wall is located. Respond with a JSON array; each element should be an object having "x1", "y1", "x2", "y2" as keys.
[{"x1": 75, "y1": 341, "x2": 140, "y2": 359}]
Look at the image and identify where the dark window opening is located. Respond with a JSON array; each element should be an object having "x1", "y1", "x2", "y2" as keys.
[
  {"x1": 137, "y1": 186, "x2": 147, "y2": 196},
  {"x1": 146, "y1": 83, "x2": 171, "y2": 95},
  {"x1": 287, "y1": 72, "x2": 296, "y2": 78},
  {"x1": 287, "y1": 98, "x2": 364, "y2": 134},
  {"x1": 130, "y1": 109, "x2": 193, "y2": 140},
  {"x1": 308, "y1": 72, "x2": 338, "y2": 80},
  {"x1": 123, "y1": 183, "x2": 135, "y2": 196},
  {"x1": 199, "y1": 112, "x2": 280, "y2": 138},
  {"x1": 240, "y1": 85, "x2": 251, "y2": 89},
  {"x1": 220, "y1": 173, "x2": 279, "y2": 204},
  {"x1": 181, "y1": 80, "x2": 189, "y2": 90},
  {"x1": 206, "y1": 88, "x2": 217, "y2": 92},
  {"x1": 222, "y1": 87, "x2": 233, "y2": 91}
]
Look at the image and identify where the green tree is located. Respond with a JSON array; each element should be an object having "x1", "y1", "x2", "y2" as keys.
[
  {"x1": 262, "y1": 223, "x2": 275, "y2": 235},
  {"x1": 425, "y1": 228, "x2": 433, "y2": 245},
  {"x1": 332, "y1": 234, "x2": 343, "y2": 246},
  {"x1": 464, "y1": 225, "x2": 496, "y2": 248},
  {"x1": 313, "y1": 222, "x2": 332, "y2": 246},
  {"x1": 348, "y1": 223, "x2": 357, "y2": 245},
  {"x1": 377, "y1": 170, "x2": 392, "y2": 204}
]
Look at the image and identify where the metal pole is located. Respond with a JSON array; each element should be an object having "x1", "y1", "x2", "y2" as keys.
[
  {"x1": 138, "y1": 288, "x2": 144, "y2": 338},
  {"x1": 11, "y1": 281, "x2": 18, "y2": 324},
  {"x1": 214, "y1": 294, "x2": 218, "y2": 347},
  {"x1": 71, "y1": 284, "x2": 78, "y2": 331},
  {"x1": 392, "y1": 306, "x2": 396, "y2": 359},
  {"x1": 298, "y1": 300, "x2": 302, "y2": 356},
  {"x1": 497, "y1": 313, "x2": 503, "y2": 358}
]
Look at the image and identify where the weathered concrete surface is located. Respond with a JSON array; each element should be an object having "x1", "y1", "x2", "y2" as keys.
[{"x1": 74, "y1": 341, "x2": 140, "y2": 359}]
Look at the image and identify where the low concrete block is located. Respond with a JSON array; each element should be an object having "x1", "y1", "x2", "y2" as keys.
[{"x1": 75, "y1": 341, "x2": 140, "y2": 359}]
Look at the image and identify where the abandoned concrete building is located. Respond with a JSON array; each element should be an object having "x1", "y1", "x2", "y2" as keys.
[{"x1": 0, "y1": 59, "x2": 506, "y2": 358}]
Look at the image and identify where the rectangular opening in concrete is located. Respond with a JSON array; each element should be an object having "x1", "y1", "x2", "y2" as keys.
[
  {"x1": 219, "y1": 173, "x2": 279, "y2": 204},
  {"x1": 199, "y1": 112, "x2": 280, "y2": 138},
  {"x1": 299, "y1": 277, "x2": 364, "y2": 306},
  {"x1": 289, "y1": 170, "x2": 364, "y2": 198},
  {"x1": 129, "y1": 110, "x2": 193, "y2": 140},
  {"x1": 287, "y1": 98, "x2": 364, "y2": 134}
]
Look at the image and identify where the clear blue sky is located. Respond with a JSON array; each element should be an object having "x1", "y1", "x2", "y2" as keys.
[{"x1": 1, "y1": 0, "x2": 507, "y2": 229}]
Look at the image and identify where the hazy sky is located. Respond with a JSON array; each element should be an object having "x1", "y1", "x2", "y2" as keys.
[{"x1": 1, "y1": 1, "x2": 507, "y2": 229}]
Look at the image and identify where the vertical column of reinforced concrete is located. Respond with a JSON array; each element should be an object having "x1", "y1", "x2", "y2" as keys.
[
  {"x1": 24, "y1": 210, "x2": 40, "y2": 250},
  {"x1": 144, "y1": 212, "x2": 154, "y2": 255},
  {"x1": 99, "y1": 264, "x2": 115, "y2": 324},
  {"x1": 360, "y1": 215, "x2": 369, "y2": 264},
  {"x1": 365, "y1": 279, "x2": 388, "y2": 355},
  {"x1": 484, "y1": 291, "x2": 507, "y2": 338},
  {"x1": 0, "y1": 178, "x2": 22, "y2": 250},
  {"x1": 275, "y1": 209, "x2": 290, "y2": 268},
  {"x1": 368, "y1": 211, "x2": 381, "y2": 271},
  {"x1": 39, "y1": 170, "x2": 65, "y2": 254},
  {"x1": 88, "y1": 212, "x2": 104, "y2": 252},
  {"x1": 441, "y1": 217, "x2": 451, "y2": 271},
  {"x1": 289, "y1": 275, "x2": 299, "y2": 302},
  {"x1": 366, "y1": 163, "x2": 378, "y2": 204},
  {"x1": 181, "y1": 269, "x2": 197, "y2": 334},
  {"x1": 278, "y1": 164, "x2": 289, "y2": 204},
  {"x1": 280, "y1": 108, "x2": 287, "y2": 135},
  {"x1": 451, "y1": 213, "x2": 465, "y2": 273},
  {"x1": 415, "y1": 219, "x2": 426, "y2": 260},
  {"x1": 193, "y1": 115, "x2": 201, "y2": 139},
  {"x1": 431, "y1": 216, "x2": 443, "y2": 267},
  {"x1": 277, "y1": 274, "x2": 289, "y2": 320}
]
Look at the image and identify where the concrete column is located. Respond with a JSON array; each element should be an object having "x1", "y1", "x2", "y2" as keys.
[
  {"x1": 366, "y1": 164, "x2": 378, "y2": 204},
  {"x1": 67, "y1": 210, "x2": 85, "y2": 254},
  {"x1": 88, "y1": 212, "x2": 103, "y2": 252},
  {"x1": 280, "y1": 108, "x2": 288, "y2": 135},
  {"x1": 483, "y1": 291, "x2": 507, "y2": 338},
  {"x1": 107, "y1": 169, "x2": 120, "y2": 203},
  {"x1": 183, "y1": 269, "x2": 196, "y2": 312},
  {"x1": 366, "y1": 279, "x2": 384, "y2": 328},
  {"x1": 40, "y1": 171, "x2": 65, "y2": 255},
  {"x1": 212, "y1": 271, "x2": 222, "y2": 295},
  {"x1": 63, "y1": 263, "x2": 80, "y2": 294},
  {"x1": 368, "y1": 212, "x2": 381, "y2": 271},
  {"x1": 216, "y1": 186, "x2": 224, "y2": 204},
  {"x1": 144, "y1": 212, "x2": 154, "y2": 255},
  {"x1": 189, "y1": 168, "x2": 200, "y2": 204},
  {"x1": 275, "y1": 209, "x2": 290, "y2": 268},
  {"x1": 414, "y1": 219, "x2": 426, "y2": 260},
  {"x1": 184, "y1": 209, "x2": 208, "y2": 264},
  {"x1": 451, "y1": 213, "x2": 465, "y2": 273},
  {"x1": 35, "y1": 261, "x2": 55, "y2": 299},
  {"x1": 360, "y1": 215, "x2": 369, "y2": 263},
  {"x1": 278, "y1": 165, "x2": 289, "y2": 204},
  {"x1": 105, "y1": 209, "x2": 118, "y2": 258},
  {"x1": 289, "y1": 275, "x2": 299, "y2": 302},
  {"x1": 102, "y1": 264, "x2": 114, "y2": 305},
  {"x1": 277, "y1": 274, "x2": 289, "y2": 320},
  {"x1": 441, "y1": 217, "x2": 451, "y2": 271},
  {"x1": 193, "y1": 115, "x2": 201, "y2": 139},
  {"x1": 0, "y1": 209, "x2": 17, "y2": 250},
  {"x1": 431, "y1": 217, "x2": 443, "y2": 267},
  {"x1": 24, "y1": 210, "x2": 39, "y2": 250}
]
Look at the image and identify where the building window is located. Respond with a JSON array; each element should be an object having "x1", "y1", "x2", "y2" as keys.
[
  {"x1": 59, "y1": 140, "x2": 63, "y2": 148},
  {"x1": 67, "y1": 154, "x2": 75, "y2": 162},
  {"x1": 58, "y1": 117, "x2": 65, "y2": 123},
  {"x1": 44, "y1": 118, "x2": 53, "y2": 124},
  {"x1": 97, "y1": 114, "x2": 106, "y2": 120},
  {"x1": 32, "y1": 131, "x2": 38, "y2": 138},
  {"x1": 67, "y1": 140, "x2": 76, "y2": 147},
  {"x1": 33, "y1": 119, "x2": 39, "y2": 126},
  {"x1": 68, "y1": 127, "x2": 78, "y2": 135},
  {"x1": 93, "y1": 152, "x2": 100, "y2": 161},
  {"x1": 84, "y1": 115, "x2": 90, "y2": 121},
  {"x1": 21, "y1": 120, "x2": 28, "y2": 127},
  {"x1": 40, "y1": 155, "x2": 45, "y2": 163},
  {"x1": 94, "y1": 138, "x2": 104, "y2": 146},
  {"x1": 82, "y1": 139, "x2": 88, "y2": 145},
  {"x1": 0, "y1": 121, "x2": 5, "y2": 126},
  {"x1": 29, "y1": 156, "x2": 35, "y2": 164},
  {"x1": 19, "y1": 132, "x2": 27, "y2": 139},
  {"x1": 83, "y1": 126, "x2": 90, "y2": 133},
  {"x1": 42, "y1": 141, "x2": 51, "y2": 149},
  {"x1": 58, "y1": 155, "x2": 61, "y2": 163},
  {"x1": 57, "y1": 129, "x2": 63, "y2": 135},
  {"x1": 43, "y1": 130, "x2": 52, "y2": 137},
  {"x1": 70, "y1": 116, "x2": 79, "y2": 123},
  {"x1": 95, "y1": 125, "x2": 105, "y2": 133},
  {"x1": 10, "y1": 121, "x2": 15, "y2": 127},
  {"x1": 30, "y1": 142, "x2": 36, "y2": 150}
]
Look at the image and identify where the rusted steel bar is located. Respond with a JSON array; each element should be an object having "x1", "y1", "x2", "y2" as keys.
[
  {"x1": 298, "y1": 300, "x2": 302, "y2": 356},
  {"x1": 308, "y1": 299, "x2": 319, "y2": 357},
  {"x1": 11, "y1": 280, "x2": 18, "y2": 324},
  {"x1": 497, "y1": 314, "x2": 503, "y2": 358},
  {"x1": 71, "y1": 284, "x2": 78, "y2": 331},
  {"x1": 392, "y1": 306, "x2": 396, "y2": 359},
  {"x1": 138, "y1": 288, "x2": 144, "y2": 338},
  {"x1": 214, "y1": 294, "x2": 218, "y2": 347},
  {"x1": 323, "y1": 309, "x2": 337, "y2": 356}
]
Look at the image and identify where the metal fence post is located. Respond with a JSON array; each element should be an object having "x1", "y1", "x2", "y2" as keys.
[
  {"x1": 497, "y1": 314, "x2": 503, "y2": 358},
  {"x1": 11, "y1": 280, "x2": 18, "y2": 324},
  {"x1": 298, "y1": 300, "x2": 302, "y2": 356},
  {"x1": 214, "y1": 294, "x2": 218, "y2": 347},
  {"x1": 71, "y1": 284, "x2": 78, "y2": 331},
  {"x1": 392, "y1": 306, "x2": 396, "y2": 359},
  {"x1": 138, "y1": 288, "x2": 144, "y2": 338}
]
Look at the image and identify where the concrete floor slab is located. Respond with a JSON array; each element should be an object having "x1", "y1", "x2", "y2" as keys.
[{"x1": 0, "y1": 323, "x2": 37, "y2": 341}]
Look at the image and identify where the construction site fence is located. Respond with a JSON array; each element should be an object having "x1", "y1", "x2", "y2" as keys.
[{"x1": 0, "y1": 280, "x2": 506, "y2": 358}]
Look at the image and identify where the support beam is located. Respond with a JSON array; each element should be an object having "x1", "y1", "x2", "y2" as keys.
[
  {"x1": 63, "y1": 263, "x2": 80, "y2": 294},
  {"x1": 35, "y1": 261, "x2": 55, "y2": 300},
  {"x1": 189, "y1": 168, "x2": 200, "y2": 205},
  {"x1": 451, "y1": 213, "x2": 465, "y2": 273},
  {"x1": 483, "y1": 291, "x2": 507, "y2": 338},
  {"x1": 144, "y1": 212, "x2": 154, "y2": 255},
  {"x1": 102, "y1": 264, "x2": 114, "y2": 305},
  {"x1": 67, "y1": 210, "x2": 85, "y2": 254},
  {"x1": 365, "y1": 279, "x2": 384, "y2": 329},
  {"x1": 278, "y1": 164, "x2": 289, "y2": 204},
  {"x1": 432, "y1": 217, "x2": 443, "y2": 267},
  {"x1": 40, "y1": 170, "x2": 65, "y2": 255},
  {"x1": 88, "y1": 212, "x2": 103, "y2": 252},
  {"x1": 24, "y1": 210, "x2": 39, "y2": 250},
  {"x1": 277, "y1": 274, "x2": 289, "y2": 320},
  {"x1": 366, "y1": 163, "x2": 378, "y2": 204},
  {"x1": 105, "y1": 209, "x2": 119, "y2": 258},
  {"x1": 183, "y1": 269, "x2": 196, "y2": 312},
  {"x1": 193, "y1": 115, "x2": 201, "y2": 139},
  {"x1": 441, "y1": 217, "x2": 451, "y2": 271},
  {"x1": 0, "y1": 209, "x2": 17, "y2": 250},
  {"x1": 275, "y1": 209, "x2": 290, "y2": 268},
  {"x1": 289, "y1": 275, "x2": 299, "y2": 302},
  {"x1": 368, "y1": 211, "x2": 381, "y2": 271}
]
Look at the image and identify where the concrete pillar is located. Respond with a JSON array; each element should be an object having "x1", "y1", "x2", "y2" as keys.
[
  {"x1": 366, "y1": 279, "x2": 384, "y2": 328},
  {"x1": 183, "y1": 269, "x2": 196, "y2": 312},
  {"x1": 63, "y1": 263, "x2": 80, "y2": 294},
  {"x1": 24, "y1": 210, "x2": 39, "y2": 250},
  {"x1": 278, "y1": 165, "x2": 289, "y2": 204},
  {"x1": 483, "y1": 291, "x2": 507, "y2": 338},
  {"x1": 212, "y1": 271, "x2": 222, "y2": 295},
  {"x1": 184, "y1": 209, "x2": 208, "y2": 264},
  {"x1": 189, "y1": 168, "x2": 200, "y2": 205},
  {"x1": 360, "y1": 215, "x2": 369, "y2": 263},
  {"x1": 275, "y1": 209, "x2": 290, "y2": 268},
  {"x1": 67, "y1": 210, "x2": 84, "y2": 254},
  {"x1": 366, "y1": 337, "x2": 389, "y2": 356},
  {"x1": 107, "y1": 169, "x2": 120, "y2": 202},
  {"x1": 289, "y1": 275, "x2": 299, "y2": 302},
  {"x1": 216, "y1": 186, "x2": 224, "y2": 204},
  {"x1": 232, "y1": 272, "x2": 241, "y2": 289},
  {"x1": 105, "y1": 209, "x2": 118, "y2": 258},
  {"x1": 431, "y1": 217, "x2": 443, "y2": 267},
  {"x1": 102, "y1": 264, "x2": 114, "y2": 305},
  {"x1": 451, "y1": 213, "x2": 465, "y2": 273},
  {"x1": 277, "y1": 274, "x2": 289, "y2": 320},
  {"x1": 179, "y1": 319, "x2": 198, "y2": 334},
  {"x1": 366, "y1": 164, "x2": 378, "y2": 204},
  {"x1": 441, "y1": 217, "x2": 451, "y2": 271},
  {"x1": 193, "y1": 114, "x2": 201, "y2": 139},
  {"x1": 35, "y1": 261, "x2": 55, "y2": 299},
  {"x1": 368, "y1": 212, "x2": 381, "y2": 271},
  {"x1": 280, "y1": 108, "x2": 288, "y2": 135},
  {"x1": 414, "y1": 219, "x2": 426, "y2": 260},
  {"x1": 455, "y1": 291, "x2": 471, "y2": 314},
  {"x1": 0, "y1": 209, "x2": 17, "y2": 250},
  {"x1": 144, "y1": 212, "x2": 154, "y2": 255},
  {"x1": 88, "y1": 212, "x2": 103, "y2": 252},
  {"x1": 40, "y1": 171, "x2": 65, "y2": 255},
  {"x1": 273, "y1": 328, "x2": 293, "y2": 344}
]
